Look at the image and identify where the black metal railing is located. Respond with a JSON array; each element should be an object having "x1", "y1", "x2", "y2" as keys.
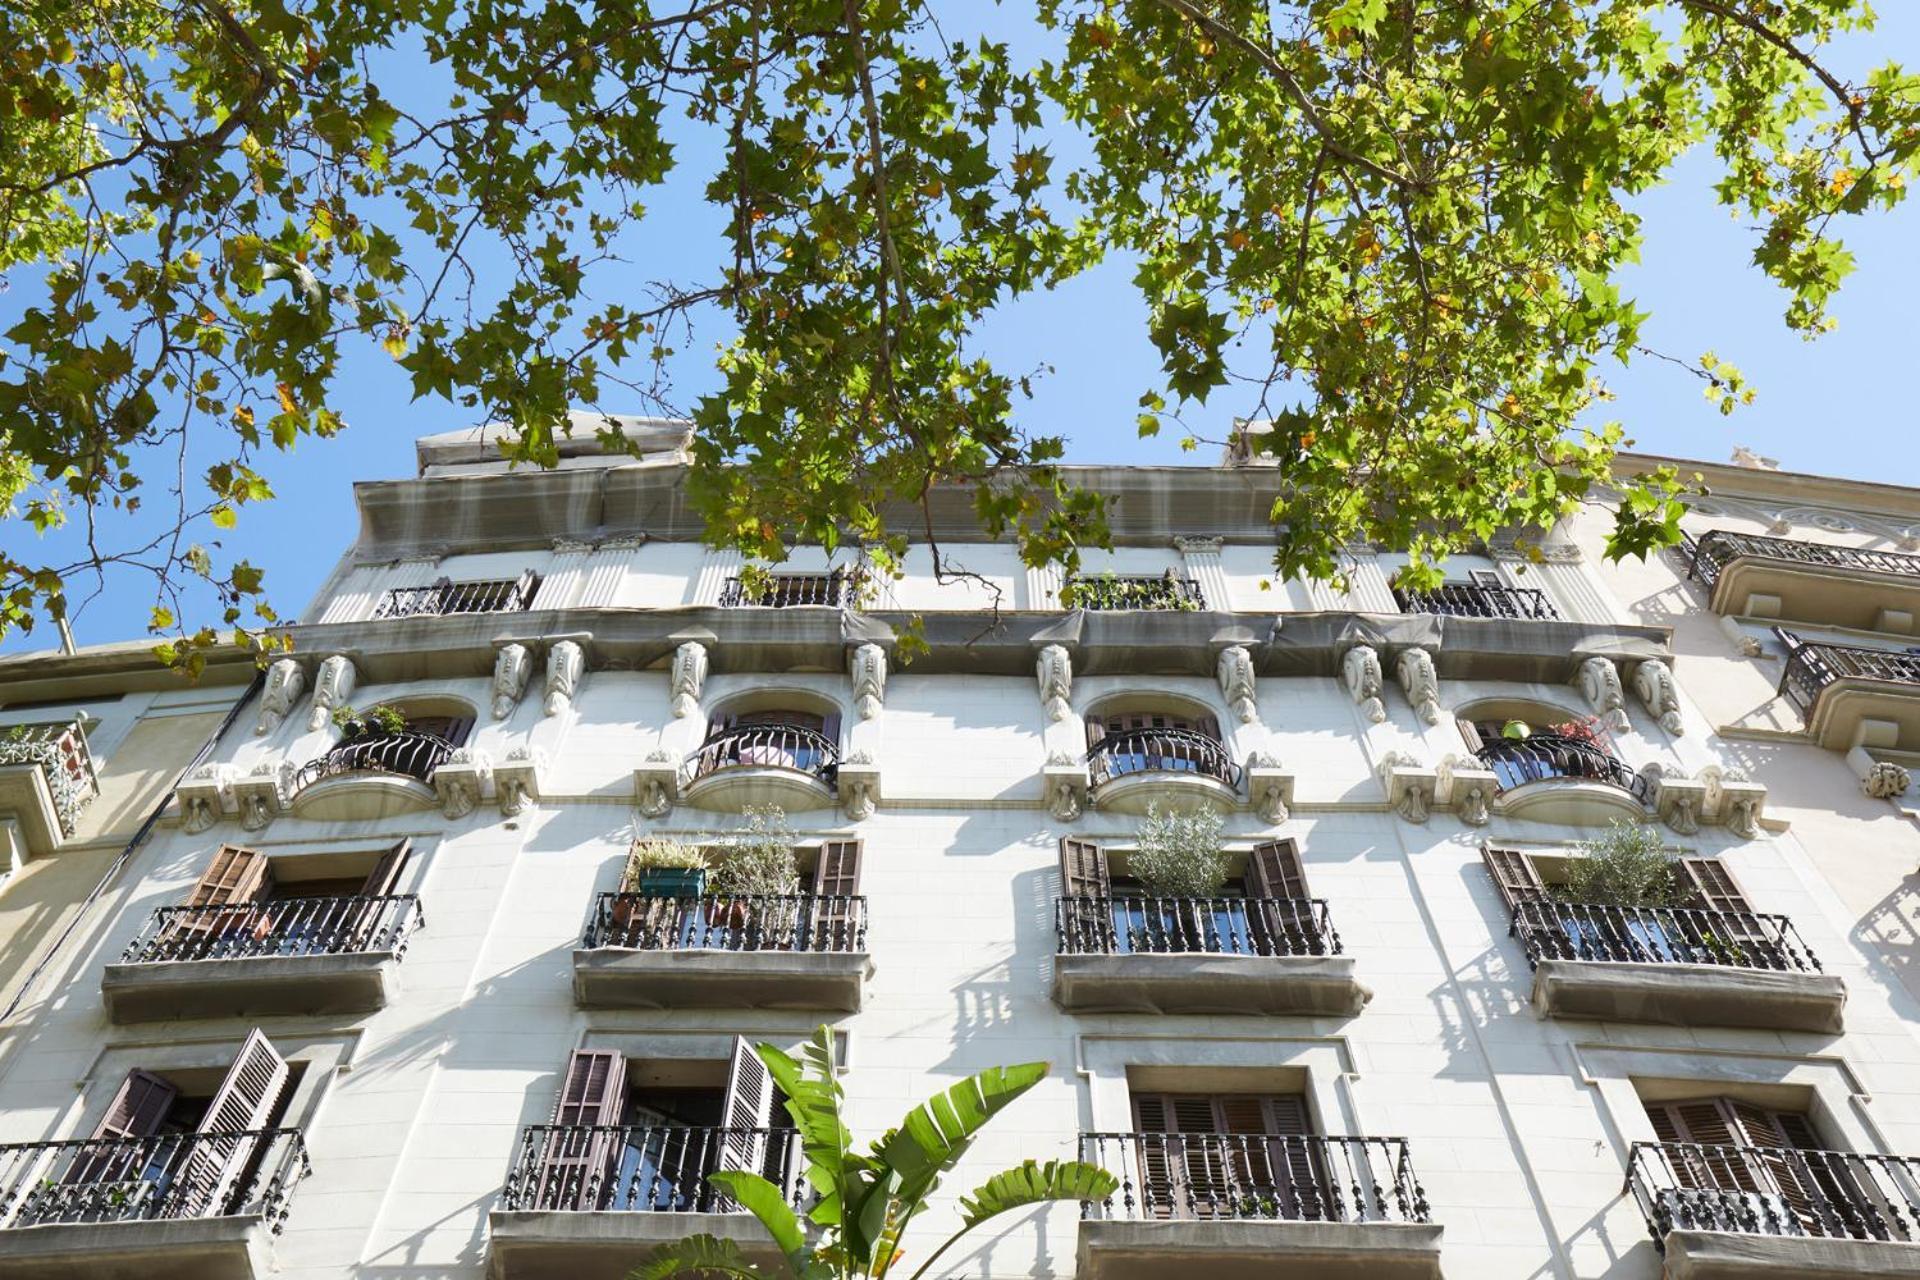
[
  {"x1": 1511, "y1": 901, "x2": 1820, "y2": 973},
  {"x1": 121, "y1": 894, "x2": 423, "y2": 965},
  {"x1": 293, "y1": 731, "x2": 457, "y2": 794},
  {"x1": 1688, "y1": 529, "x2": 1920, "y2": 590},
  {"x1": 371, "y1": 574, "x2": 538, "y2": 620},
  {"x1": 719, "y1": 572, "x2": 858, "y2": 608},
  {"x1": 1056, "y1": 895, "x2": 1340, "y2": 958},
  {"x1": 500, "y1": 1124, "x2": 803, "y2": 1214},
  {"x1": 585, "y1": 892, "x2": 867, "y2": 953},
  {"x1": 1779, "y1": 641, "x2": 1920, "y2": 715},
  {"x1": 1474, "y1": 733, "x2": 1653, "y2": 805},
  {"x1": 1628, "y1": 1141, "x2": 1920, "y2": 1248},
  {"x1": 681, "y1": 724, "x2": 840, "y2": 791},
  {"x1": 1393, "y1": 583, "x2": 1560, "y2": 621},
  {"x1": 1067, "y1": 574, "x2": 1207, "y2": 611},
  {"x1": 0, "y1": 1128, "x2": 309, "y2": 1231},
  {"x1": 1088, "y1": 727, "x2": 1240, "y2": 790},
  {"x1": 1080, "y1": 1132, "x2": 1430, "y2": 1225}
]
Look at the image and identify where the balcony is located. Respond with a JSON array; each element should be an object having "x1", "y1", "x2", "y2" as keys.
[
  {"x1": 1067, "y1": 573, "x2": 1208, "y2": 612},
  {"x1": 1088, "y1": 728, "x2": 1240, "y2": 815},
  {"x1": 1628, "y1": 1140, "x2": 1920, "y2": 1280},
  {"x1": 488, "y1": 1123, "x2": 800, "y2": 1280},
  {"x1": 1780, "y1": 640, "x2": 1920, "y2": 752},
  {"x1": 1077, "y1": 1132, "x2": 1442, "y2": 1280},
  {"x1": 371, "y1": 572, "x2": 538, "y2": 620},
  {"x1": 718, "y1": 570, "x2": 858, "y2": 608},
  {"x1": 0, "y1": 719, "x2": 99, "y2": 856},
  {"x1": 101, "y1": 894, "x2": 423, "y2": 1023},
  {"x1": 1474, "y1": 731, "x2": 1652, "y2": 824},
  {"x1": 573, "y1": 892, "x2": 871, "y2": 1011},
  {"x1": 289, "y1": 730, "x2": 456, "y2": 819},
  {"x1": 0, "y1": 1128, "x2": 308, "y2": 1280},
  {"x1": 1688, "y1": 529, "x2": 1920, "y2": 633},
  {"x1": 1052, "y1": 896, "x2": 1368, "y2": 1016},
  {"x1": 679, "y1": 723, "x2": 839, "y2": 813},
  {"x1": 1393, "y1": 583, "x2": 1560, "y2": 621},
  {"x1": 1512, "y1": 900, "x2": 1843, "y2": 1033}
]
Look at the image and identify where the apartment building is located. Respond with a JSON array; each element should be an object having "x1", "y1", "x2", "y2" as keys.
[{"x1": 0, "y1": 418, "x2": 1915, "y2": 1280}]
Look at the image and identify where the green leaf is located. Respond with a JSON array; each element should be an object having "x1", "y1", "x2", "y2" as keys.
[
  {"x1": 628, "y1": 1233, "x2": 766, "y2": 1280},
  {"x1": 957, "y1": 1160, "x2": 1117, "y2": 1229},
  {"x1": 706, "y1": 1171, "x2": 808, "y2": 1273}
]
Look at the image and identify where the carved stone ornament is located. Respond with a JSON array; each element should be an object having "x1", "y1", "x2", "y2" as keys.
[
  {"x1": 1172, "y1": 535, "x2": 1225, "y2": 555},
  {"x1": 1437, "y1": 755, "x2": 1497, "y2": 827},
  {"x1": 496, "y1": 746, "x2": 545, "y2": 816},
  {"x1": 492, "y1": 644, "x2": 532, "y2": 720},
  {"x1": 1575, "y1": 657, "x2": 1630, "y2": 733},
  {"x1": 1632, "y1": 659, "x2": 1684, "y2": 737},
  {"x1": 545, "y1": 641, "x2": 585, "y2": 716},
  {"x1": 1037, "y1": 644, "x2": 1073, "y2": 723},
  {"x1": 1043, "y1": 750, "x2": 1089, "y2": 822},
  {"x1": 840, "y1": 750, "x2": 881, "y2": 821},
  {"x1": 850, "y1": 644, "x2": 888, "y2": 721},
  {"x1": 176, "y1": 762, "x2": 235, "y2": 834},
  {"x1": 634, "y1": 748, "x2": 679, "y2": 818},
  {"x1": 234, "y1": 762, "x2": 291, "y2": 833},
  {"x1": 307, "y1": 655, "x2": 358, "y2": 732},
  {"x1": 671, "y1": 641, "x2": 709, "y2": 719},
  {"x1": 1700, "y1": 764, "x2": 1766, "y2": 839},
  {"x1": 256, "y1": 659, "x2": 305, "y2": 735},
  {"x1": 1864, "y1": 760, "x2": 1912, "y2": 800},
  {"x1": 433, "y1": 748, "x2": 493, "y2": 820},
  {"x1": 1641, "y1": 763, "x2": 1702, "y2": 836},
  {"x1": 1245, "y1": 752, "x2": 1294, "y2": 824},
  {"x1": 1395, "y1": 648, "x2": 1442, "y2": 725},
  {"x1": 1375, "y1": 751, "x2": 1433, "y2": 824},
  {"x1": 1216, "y1": 646, "x2": 1257, "y2": 724},
  {"x1": 1342, "y1": 644, "x2": 1387, "y2": 724}
]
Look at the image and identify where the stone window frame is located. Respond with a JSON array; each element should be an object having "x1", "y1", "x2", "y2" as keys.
[
  {"x1": 1079, "y1": 1033, "x2": 1360, "y2": 1141},
  {"x1": 71, "y1": 1030, "x2": 357, "y2": 1142}
]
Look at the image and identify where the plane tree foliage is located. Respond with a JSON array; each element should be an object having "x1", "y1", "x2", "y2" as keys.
[{"x1": 2, "y1": 0, "x2": 1915, "y2": 657}]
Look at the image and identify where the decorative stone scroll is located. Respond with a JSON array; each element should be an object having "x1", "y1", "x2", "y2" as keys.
[
  {"x1": 1217, "y1": 646, "x2": 1257, "y2": 724},
  {"x1": 671, "y1": 642, "x2": 709, "y2": 719},
  {"x1": 1342, "y1": 644, "x2": 1387, "y2": 724},
  {"x1": 545, "y1": 641, "x2": 585, "y2": 716},
  {"x1": 1376, "y1": 751, "x2": 1435, "y2": 824},
  {"x1": 1245, "y1": 753, "x2": 1294, "y2": 824},
  {"x1": 1437, "y1": 755, "x2": 1498, "y2": 827},
  {"x1": 492, "y1": 644, "x2": 532, "y2": 720},
  {"x1": 1043, "y1": 751, "x2": 1089, "y2": 822},
  {"x1": 307, "y1": 655, "x2": 357, "y2": 732},
  {"x1": 851, "y1": 645, "x2": 887, "y2": 721},
  {"x1": 433, "y1": 748, "x2": 494, "y2": 819},
  {"x1": 1632, "y1": 659, "x2": 1684, "y2": 737},
  {"x1": 1700, "y1": 765, "x2": 1767, "y2": 839},
  {"x1": 1575, "y1": 657, "x2": 1629, "y2": 733},
  {"x1": 840, "y1": 750, "x2": 881, "y2": 820},
  {"x1": 176, "y1": 763, "x2": 235, "y2": 833},
  {"x1": 1640, "y1": 763, "x2": 1704, "y2": 836},
  {"x1": 234, "y1": 762, "x2": 292, "y2": 832},
  {"x1": 256, "y1": 659, "x2": 305, "y2": 736},
  {"x1": 1037, "y1": 645, "x2": 1073, "y2": 723},
  {"x1": 634, "y1": 749, "x2": 679, "y2": 818},
  {"x1": 495, "y1": 747, "x2": 545, "y2": 816},
  {"x1": 1395, "y1": 649, "x2": 1441, "y2": 725}
]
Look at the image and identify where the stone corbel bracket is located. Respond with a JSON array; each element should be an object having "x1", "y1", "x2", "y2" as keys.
[
  {"x1": 1036, "y1": 644, "x2": 1073, "y2": 723},
  {"x1": 1376, "y1": 751, "x2": 1437, "y2": 824},
  {"x1": 1245, "y1": 753, "x2": 1295, "y2": 824},
  {"x1": 671, "y1": 641, "x2": 709, "y2": 719},
  {"x1": 634, "y1": 749, "x2": 680, "y2": 819},
  {"x1": 256, "y1": 659, "x2": 305, "y2": 736},
  {"x1": 495, "y1": 747, "x2": 546, "y2": 816},
  {"x1": 1641, "y1": 763, "x2": 1706, "y2": 835},
  {"x1": 545, "y1": 639, "x2": 587, "y2": 716},
  {"x1": 307, "y1": 654, "x2": 358, "y2": 732},
  {"x1": 1575, "y1": 656, "x2": 1630, "y2": 733},
  {"x1": 1700, "y1": 765, "x2": 1767, "y2": 838},
  {"x1": 1848, "y1": 746, "x2": 1912, "y2": 801},
  {"x1": 492, "y1": 643, "x2": 533, "y2": 720},
  {"x1": 850, "y1": 644, "x2": 888, "y2": 721},
  {"x1": 1395, "y1": 648, "x2": 1442, "y2": 726},
  {"x1": 1216, "y1": 646, "x2": 1257, "y2": 724},
  {"x1": 840, "y1": 751, "x2": 881, "y2": 821},
  {"x1": 433, "y1": 748, "x2": 494, "y2": 820},
  {"x1": 1043, "y1": 752, "x2": 1090, "y2": 822},
  {"x1": 1631, "y1": 659, "x2": 1685, "y2": 737},
  {"x1": 233, "y1": 762, "x2": 292, "y2": 833},
  {"x1": 1436, "y1": 754, "x2": 1499, "y2": 827},
  {"x1": 175, "y1": 762, "x2": 237, "y2": 833},
  {"x1": 1342, "y1": 643, "x2": 1388, "y2": 724}
]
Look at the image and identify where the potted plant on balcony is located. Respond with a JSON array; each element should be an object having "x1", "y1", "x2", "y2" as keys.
[
  {"x1": 1128, "y1": 804, "x2": 1230, "y2": 950},
  {"x1": 1555, "y1": 821, "x2": 1685, "y2": 962},
  {"x1": 332, "y1": 703, "x2": 408, "y2": 739},
  {"x1": 709, "y1": 805, "x2": 802, "y2": 941},
  {"x1": 624, "y1": 838, "x2": 711, "y2": 899}
]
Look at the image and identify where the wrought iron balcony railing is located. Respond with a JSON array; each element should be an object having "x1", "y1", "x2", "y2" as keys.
[
  {"x1": 585, "y1": 892, "x2": 867, "y2": 953},
  {"x1": 1780, "y1": 640, "x2": 1920, "y2": 716},
  {"x1": 718, "y1": 572, "x2": 858, "y2": 608},
  {"x1": 0, "y1": 1128, "x2": 308, "y2": 1231},
  {"x1": 1067, "y1": 574, "x2": 1208, "y2": 612},
  {"x1": 1080, "y1": 1132, "x2": 1431, "y2": 1225},
  {"x1": 1088, "y1": 727, "x2": 1241, "y2": 790},
  {"x1": 500, "y1": 1123, "x2": 803, "y2": 1214},
  {"x1": 1628, "y1": 1140, "x2": 1920, "y2": 1248},
  {"x1": 1392, "y1": 583, "x2": 1560, "y2": 621},
  {"x1": 1511, "y1": 900, "x2": 1820, "y2": 974},
  {"x1": 1056, "y1": 895, "x2": 1340, "y2": 958},
  {"x1": 371, "y1": 574, "x2": 538, "y2": 620},
  {"x1": 1474, "y1": 733, "x2": 1653, "y2": 805},
  {"x1": 293, "y1": 730, "x2": 457, "y2": 795},
  {"x1": 121, "y1": 894, "x2": 424, "y2": 965},
  {"x1": 681, "y1": 724, "x2": 840, "y2": 791},
  {"x1": 1688, "y1": 529, "x2": 1920, "y2": 590},
  {"x1": 0, "y1": 718, "x2": 99, "y2": 838}
]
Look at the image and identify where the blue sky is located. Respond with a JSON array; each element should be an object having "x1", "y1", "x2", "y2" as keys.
[{"x1": 5, "y1": 7, "x2": 1917, "y2": 652}]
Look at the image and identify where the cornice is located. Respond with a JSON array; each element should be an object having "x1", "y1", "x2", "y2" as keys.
[{"x1": 1614, "y1": 452, "x2": 1920, "y2": 526}]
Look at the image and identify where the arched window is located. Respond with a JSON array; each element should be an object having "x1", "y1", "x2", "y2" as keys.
[
  {"x1": 1083, "y1": 703, "x2": 1236, "y2": 790},
  {"x1": 1455, "y1": 701, "x2": 1649, "y2": 805},
  {"x1": 685, "y1": 700, "x2": 842, "y2": 787}
]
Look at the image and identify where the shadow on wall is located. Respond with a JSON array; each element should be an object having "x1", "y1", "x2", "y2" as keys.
[{"x1": 1855, "y1": 872, "x2": 1920, "y2": 1016}]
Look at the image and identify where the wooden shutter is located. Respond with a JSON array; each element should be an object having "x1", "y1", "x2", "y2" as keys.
[
  {"x1": 1455, "y1": 718, "x2": 1485, "y2": 752},
  {"x1": 1130, "y1": 1095, "x2": 1179, "y2": 1218},
  {"x1": 181, "y1": 1030, "x2": 290, "y2": 1216},
  {"x1": 821, "y1": 712, "x2": 842, "y2": 746},
  {"x1": 66, "y1": 1070, "x2": 180, "y2": 1185},
  {"x1": 1197, "y1": 713, "x2": 1221, "y2": 743},
  {"x1": 1481, "y1": 847, "x2": 1549, "y2": 910},
  {"x1": 184, "y1": 846, "x2": 274, "y2": 909},
  {"x1": 1059, "y1": 838, "x2": 1111, "y2": 898},
  {"x1": 550, "y1": 1049, "x2": 628, "y2": 1128},
  {"x1": 718, "y1": 1036, "x2": 774, "y2": 1194},
  {"x1": 359, "y1": 839, "x2": 412, "y2": 898},
  {"x1": 1246, "y1": 841, "x2": 1308, "y2": 900},
  {"x1": 809, "y1": 840, "x2": 863, "y2": 950},
  {"x1": 1083, "y1": 714, "x2": 1107, "y2": 749},
  {"x1": 534, "y1": 1049, "x2": 628, "y2": 1210},
  {"x1": 1681, "y1": 859, "x2": 1755, "y2": 915},
  {"x1": 348, "y1": 838, "x2": 413, "y2": 949}
]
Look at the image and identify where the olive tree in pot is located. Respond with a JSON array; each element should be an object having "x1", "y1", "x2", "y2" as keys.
[
  {"x1": 1127, "y1": 804, "x2": 1230, "y2": 951},
  {"x1": 709, "y1": 805, "x2": 802, "y2": 942},
  {"x1": 1556, "y1": 820, "x2": 1684, "y2": 909}
]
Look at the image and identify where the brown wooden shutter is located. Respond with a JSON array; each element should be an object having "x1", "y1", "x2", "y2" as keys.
[
  {"x1": 181, "y1": 1030, "x2": 290, "y2": 1216},
  {"x1": 67, "y1": 1069, "x2": 181, "y2": 1185},
  {"x1": 551, "y1": 1049, "x2": 628, "y2": 1128},
  {"x1": 716, "y1": 1036, "x2": 774, "y2": 1199},
  {"x1": 1246, "y1": 841, "x2": 1308, "y2": 900},
  {"x1": 1455, "y1": 718, "x2": 1485, "y2": 752},
  {"x1": 1059, "y1": 838, "x2": 1111, "y2": 898},
  {"x1": 359, "y1": 839, "x2": 412, "y2": 898},
  {"x1": 809, "y1": 840, "x2": 863, "y2": 949},
  {"x1": 534, "y1": 1049, "x2": 628, "y2": 1210},
  {"x1": 1084, "y1": 714, "x2": 1107, "y2": 749},
  {"x1": 1129, "y1": 1095, "x2": 1178, "y2": 1218},
  {"x1": 185, "y1": 846, "x2": 274, "y2": 909},
  {"x1": 1481, "y1": 847, "x2": 1549, "y2": 910},
  {"x1": 1681, "y1": 859, "x2": 1755, "y2": 915}
]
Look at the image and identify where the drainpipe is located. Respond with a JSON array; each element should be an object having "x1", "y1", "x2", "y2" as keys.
[
  {"x1": 55, "y1": 617, "x2": 77, "y2": 657},
  {"x1": 0, "y1": 669, "x2": 264, "y2": 1025}
]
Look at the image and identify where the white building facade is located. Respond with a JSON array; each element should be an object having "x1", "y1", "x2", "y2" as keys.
[{"x1": 0, "y1": 423, "x2": 1917, "y2": 1280}]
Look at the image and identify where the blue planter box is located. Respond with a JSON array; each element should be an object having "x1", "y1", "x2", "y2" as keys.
[{"x1": 638, "y1": 868, "x2": 708, "y2": 899}]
